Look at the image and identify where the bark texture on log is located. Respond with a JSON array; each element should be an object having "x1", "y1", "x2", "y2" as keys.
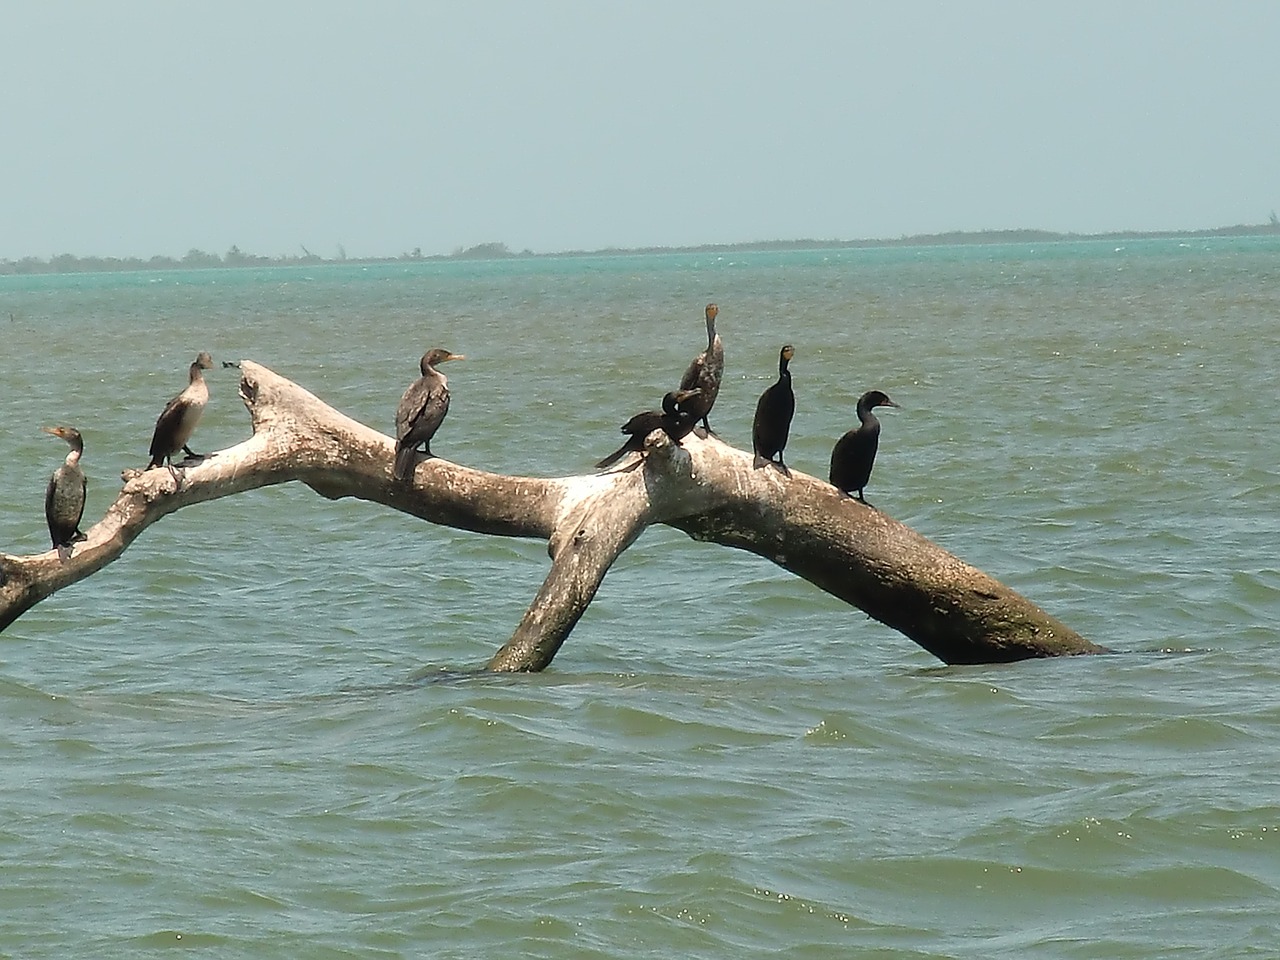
[{"x1": 0, "y1": 361, "x2": 1105, "y2": 667}]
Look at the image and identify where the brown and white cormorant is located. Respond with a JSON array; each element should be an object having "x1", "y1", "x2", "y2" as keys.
[
  {"x1": 678, "y1": 303, "x2": 724, "y2": 432},
  {"x1": 752, "y1": 344, "x2": 795, "y2": 475},
  {"x1": 394, "y1": 348, "x2": 464, "y2": 480},
  {"x1": 43, "y1": 425, "x2": 87, "y2": 560},
  {"x1": 148, "y1": 351, "x2": 214, "y2": 477},
  {"x1": 829, "y1": 389, "x2": 899, "y2": 503},
  {"x1": 595, "y1": 388, "x2": 702, "y2": 470}
]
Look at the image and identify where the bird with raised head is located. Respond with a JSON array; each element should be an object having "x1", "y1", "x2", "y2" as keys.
[
  {"x1": 752, "y1": 344, "x2": 795, "y2": 475},
  {"x1": 394, "y1": 348, "x2": 465, "y2": 480},
  {"x1": 43, "y1": 425, "x2": 87, "y2": 560},
  {"x1": 829, "y1": 389, "x2": 899, "y2": 503},
  {"x1": 148, "y1": 351, "x2": 214, "y2": 478},
  {"x1": 677, "y1": 303, "x2": 723, "y2": 433}
]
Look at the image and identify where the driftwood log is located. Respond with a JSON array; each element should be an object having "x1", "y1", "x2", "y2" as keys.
[{"x1": 0, "y1": 362, "x2": 1105, "y2": 669}]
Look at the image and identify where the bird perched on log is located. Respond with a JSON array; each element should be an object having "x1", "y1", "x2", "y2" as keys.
[
  {"x1": 829, "y1": 390, "x2": 899, "y2": 503},
  {"x1": 595, "y1": 388, "x2": 702, "y2": 470},
  {"x1": 394, "y1": 348, "x2": 465, "y2": 481},
  {"x1": 752, "y1": 344, "x2": 796, "y2": 476},
  {"x1": 43, "y1": 425, "x2": 87, "y2": 560},
  {"x1": 148, "y1": 351, "x2": 214, "y2": 479},
  {"x1": 678, "y1": 303, "x2": 723, "y2": 433}
]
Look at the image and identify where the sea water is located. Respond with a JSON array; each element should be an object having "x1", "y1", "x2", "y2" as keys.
[{"x1": 1, "y1": 237, "x2": 1278, "y2": 956}]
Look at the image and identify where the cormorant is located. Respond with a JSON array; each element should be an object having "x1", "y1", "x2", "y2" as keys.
[
  {"x1": 829, "y1": 389, "x2": 899, "y2": 503},
  {"x1": 678, "y1": 303, "x2": 724, "y2": 432},
  {"x1": 595, "y1": 388, "x2": 702, "y2": 470},
  {"x1": 394, "y1": 348, "x2": 464, "y2": 480},
  {"x1": 752, "y1": 344, "x2": 795, "y2": 475},
  {"x1": 43, "y1": 425, "x2": 87, "y2": 560},
  {"x1": 148, "y1": 351, "x2": 214, "y2": 477}
]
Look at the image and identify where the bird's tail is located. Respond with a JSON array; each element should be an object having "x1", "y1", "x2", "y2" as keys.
[
  {"x1": 595, "y1": 444, "x2": 628, "y2": 470},
  {"x1": 393, "y1": 444, "x2": 417, "y2": 481}
]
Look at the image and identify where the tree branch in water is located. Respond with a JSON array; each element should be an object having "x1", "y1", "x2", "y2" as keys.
[{"x1": 0, "y1": 362, "x2": 1105, "y2": 667}]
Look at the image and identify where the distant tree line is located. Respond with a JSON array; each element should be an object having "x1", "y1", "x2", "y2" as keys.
[
  {"x1": 2, "y1": 245, "x2": 383, "y2": 276},
  {"x1": 0, "y1": 242, "x2": 531, "y2": 276},
  {"x1": 3, "y1": 224, "x2": 1278, "y2": 276}
]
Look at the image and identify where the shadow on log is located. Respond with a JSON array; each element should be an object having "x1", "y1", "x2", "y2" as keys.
[{"x1": 0, "y1": 362, "x2": 1106, "y2": 669}]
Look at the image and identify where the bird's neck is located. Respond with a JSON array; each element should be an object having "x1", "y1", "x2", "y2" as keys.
[
  {"x1": 64, "y1": 448, "x2": 82, "y2": 468},
  {"x1": 188, "y1": 363, "x2": 205, "y2": 384}
]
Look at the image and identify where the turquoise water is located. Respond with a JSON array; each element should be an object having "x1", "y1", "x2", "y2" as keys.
[{"x1": 2, "y1": 237, "x2": 1279, "y2": 956}]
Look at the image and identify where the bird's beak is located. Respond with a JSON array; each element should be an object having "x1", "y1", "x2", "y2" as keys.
[
  {"x1": 445, "y1": 353, "x2": 466, "y2": 363},
  {"x1": 41, "y1": 426, "x2": 62, "y2": 438}
]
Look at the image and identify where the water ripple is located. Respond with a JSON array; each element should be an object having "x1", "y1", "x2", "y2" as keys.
[{"x1": 4, "y1": 243, "x2": 1280, "y2": 956}]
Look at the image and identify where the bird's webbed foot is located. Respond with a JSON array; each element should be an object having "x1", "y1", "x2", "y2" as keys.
[
  {"x1": 177, "y1": 448, "x2": 211, "y2": 467},
  {"x1": 753, "y1": 455, "x2": 790, "y2": 477}
]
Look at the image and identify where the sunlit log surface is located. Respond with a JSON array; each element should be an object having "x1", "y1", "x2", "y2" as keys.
[{"x1": 0, "y1": 362, "x2": 1105, "y2": 668}]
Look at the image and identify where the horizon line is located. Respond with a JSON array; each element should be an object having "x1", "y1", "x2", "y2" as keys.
[{"x1": 3, "y1": 221, "x2": 1278, "y2": 273}]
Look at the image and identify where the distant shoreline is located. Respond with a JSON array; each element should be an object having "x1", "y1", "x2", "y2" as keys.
[{"x1": 3, "y1": 222, "x2": 1278, "y2": 276}]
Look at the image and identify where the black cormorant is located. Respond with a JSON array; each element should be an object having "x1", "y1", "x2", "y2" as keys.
[
  {"x1": 148, "y1": 351, "x2": 214, "y2": 477},
  {"x1": 829, "y1": 389, "x2": 899, "y2": 503},
  {"x1": 595, "y1": 388, "x2": 701, "y2": 470},
  {"x1": 752, "y1": 344, "x2": 795, "y2": 475},
  {"x1": 43, "y1": 425, "x2": 87, "y2": 560},
  {"x1": 394, "y1": 348, "x2": 464, "y2": 480},
  {"x1": 678, "y1": 303, "x2": 724, "y2": 432}
]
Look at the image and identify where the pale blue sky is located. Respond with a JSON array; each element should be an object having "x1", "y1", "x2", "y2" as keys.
[{"x1": 3, "y1": 1, "x2": 1278, "y2": 260}]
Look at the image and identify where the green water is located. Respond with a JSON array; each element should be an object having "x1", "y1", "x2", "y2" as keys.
[{"x1": 2, "y1": 237, "x2": 1278, "y2": 956}]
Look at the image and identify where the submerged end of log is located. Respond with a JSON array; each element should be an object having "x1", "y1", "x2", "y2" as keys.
[
  {"x1": 3, "y1": 360, "x2": 1102, "y2": 673},
  {"x1": 669, "y1": 437, "x2": 1106, "y2": 664}
]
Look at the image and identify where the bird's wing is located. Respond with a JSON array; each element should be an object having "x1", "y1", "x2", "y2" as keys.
[
  {"x1": 397, "y1": 381, "x2": 449, "y2": 446},
  {"x1": 679, "y1": 352, "x2": 706, "y2": 393},
  {"x1": 619, "y1": 410, "x2": 660, "y2": 435},
  {"x1": 149, "y1": 395, "x2": 188, "y2": 458},
  {"x1": 44, "y1": 472, "x2": 58, "y2": 522},
  {"x1": 395, "y1": 379, "x2": 430, "y2": 439},
  {"x1": 75, "y1": 474, "x2": 87, "y2": 530}
]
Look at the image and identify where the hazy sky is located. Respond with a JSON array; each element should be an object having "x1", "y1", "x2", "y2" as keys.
[{"x1": 4, "y1": 2, "x2": 1278, "y2": 260}]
